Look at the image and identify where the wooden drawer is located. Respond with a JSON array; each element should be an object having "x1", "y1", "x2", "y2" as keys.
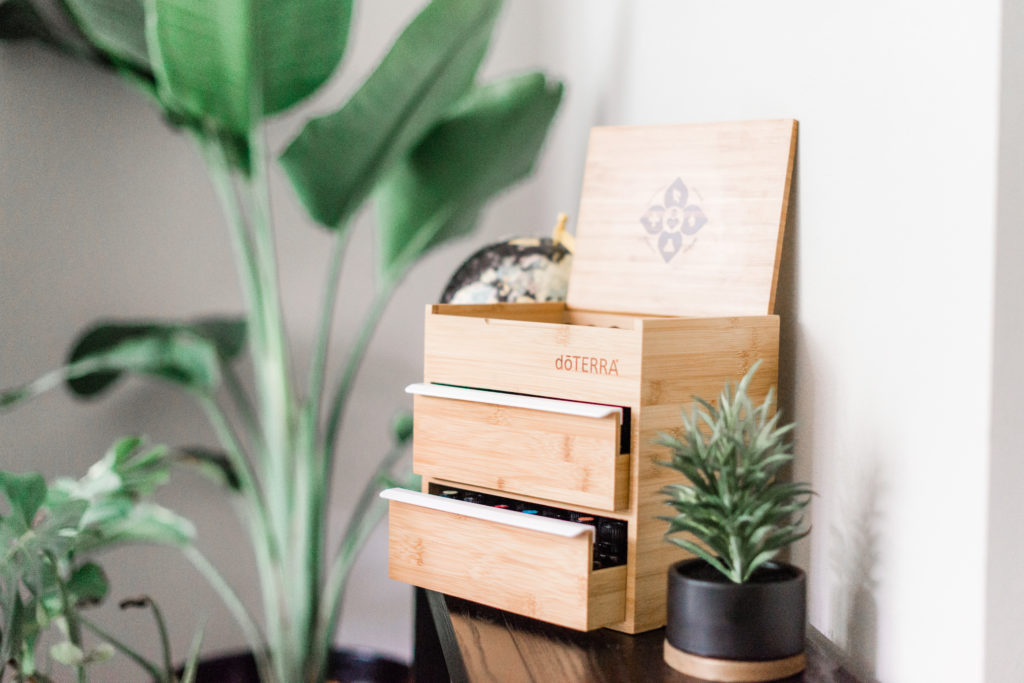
[
  {"x1": 408, "y1": 383, "x2": 629, "y2": 511},
  {"x1": 381, "y1": 488, "x2": 627, "y2": 631},
  {"x1": 423, "y1": 303, "x2": 644, "y2": 409}
]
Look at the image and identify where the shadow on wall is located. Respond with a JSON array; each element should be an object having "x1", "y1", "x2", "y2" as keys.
[
  {"x1": 829, "y1": 458, "x2": 883, "y2": 681},
  {"x1": 775, "y1": 137, "x2": 882, "y2": 683},
  {"x1": 774, "y1": 144, "x2": 809, "y2": 567},
  {"x1": 776, "y1": 137, "x2": 799, "y2": 421}
]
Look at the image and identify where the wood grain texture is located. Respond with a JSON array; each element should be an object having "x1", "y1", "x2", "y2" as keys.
[
  {"x1": 430, "y1": 301, "x2": 568, "y2": 322},
  {"x1": 397, "y1": 120, "x2": 797, "y2": 635},
  {"x1": 387, "y1": 500, "x2": 626, "y2": 631},
  {"x1": 429, "y1": 594, "x2": 859, "y2": 683},
  {"x1": 625, "y1": 315, "x2": 781, "y2": 633},
  {"x1": 663, "y1": 641, "x2": 806, "y2": 682},
  {"x1": 567, "y1": 120, "x2": 797, "y2": 317},
  {"x1": 415, "y1": 305, "x2": 781, "y2": 634},
  {"x1": 424, "y1": 305, "x2": 644, "y2": 408},
  {"x1": 413, "y1": 394, "x2": 629, "y2": 510}
]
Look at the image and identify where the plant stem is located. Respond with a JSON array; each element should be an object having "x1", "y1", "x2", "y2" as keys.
[
  {"x1": 182, "y1": 546, "x2": 273, "y2": 682},
  {"x1": 245, "y1": 128, "x2": 295, "y2": 461},
  {"x1": 200, "y1": 139, "x2": 267, "y2": 474},
  {"x1": 247, "y1": 122, "x2": 310, "y2": 682},
  {"x1": 179, "y1": 615, "x2": 208, "y2": 683},
  {"x1": 308, "y1": 227, "x2": 351, "y2": 425},
  {"x1": 196, "y1": 393, "x2": 283, "y2": 661},
  {"x1": 315, "y1": 445, "x2": 408, "y2": 661},
  {"x1": 295, "y1": 225, "x2": 351, "y2": 671},
  {"x1": 79, "y1": 616, "x2": 166, "y2": 682},
  {"x1": 196, "y1": 394, "x2": 263, "y2": 526},
  {"x1": 322, "y1": 278, "x2": 397, "y2": 467},
  {"x1": 201, "y1": 133, "x2": 300, "y2": 680},
  {"x1": 147, "y1": 598, "x2": 174, "y2": 678},
  {"x1": 51, "y1": 555, "x2": 86, "y2": 683},
  {"x1": 222, "y1": 361, "x2": 263, "y2": 456}
]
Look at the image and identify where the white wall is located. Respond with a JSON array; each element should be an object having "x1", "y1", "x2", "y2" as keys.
[
  {"x1": 591, "y1": 1, "x2": 1003, "y2": 681},
  {"x1": 3, "y1": 2, "x2": 1021, "y2": 681}
]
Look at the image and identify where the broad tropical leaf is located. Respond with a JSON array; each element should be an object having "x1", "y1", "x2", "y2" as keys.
[
  {"x1": 176, "y1": 446, "x2": 241, "y2": 491},
  {"x1": 147, "y1": 0, "x2": 353, "y2": 137},
  {"x1": 281, "y1": 0, "x2": 502, "y2": 228},
  {"x1": 64, "y1": 318, "x2": 244, "y2": 397},
  {"x1": 0, "y1": 328, "x2": 226, "y2": 410},
  {"x1": 62, "y1": 0, "x2": 149, "y2": 70},
  {"x1": 375, "y1": 72, "x2": 562, "y2": 281}
]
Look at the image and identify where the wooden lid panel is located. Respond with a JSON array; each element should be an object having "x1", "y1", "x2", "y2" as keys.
[{"x1": 566, "y1": 120, "x2": 797, "y2": 317}]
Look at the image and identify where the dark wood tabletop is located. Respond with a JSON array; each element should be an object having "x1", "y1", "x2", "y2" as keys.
[{"x1": 414, "y1": 589, "x2": 862, "y2": 683}]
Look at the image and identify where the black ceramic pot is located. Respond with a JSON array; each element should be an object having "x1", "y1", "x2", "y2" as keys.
[
  {"x1": 664, "y1": 559, "x2": 806, "y2": 681},
  {"x1": 182, "y1": 648, "x2": 410, "y2": 683}
]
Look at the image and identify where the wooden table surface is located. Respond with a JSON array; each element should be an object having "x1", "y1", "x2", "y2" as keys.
[{"x1": 417, "y1": 590, "x2": 862, "y2": 683}]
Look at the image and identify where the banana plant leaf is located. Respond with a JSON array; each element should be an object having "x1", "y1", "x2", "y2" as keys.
[
  {"x1": 280, "y1": 0, "x2": 502, "y2": 228},
  {"x1": 64, "y1": 318, "x2": 245, "y2": 397},
  {"x1": 147, "y1": 0, "x2": 353, "y2": 139},
  {"x1": 61, "y1": 0, "x2": 148, "y2": 70},
  {"x1": 375, "y1": 71, "x2": 563, "y2": 281},
  {"x1": 175, "y1": 446, "x2": 241, "y2": 491}
]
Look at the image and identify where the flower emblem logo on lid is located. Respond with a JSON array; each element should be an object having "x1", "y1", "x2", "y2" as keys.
[{"x1": 639, "y1": 177, "x2": 707, "y2": 263}]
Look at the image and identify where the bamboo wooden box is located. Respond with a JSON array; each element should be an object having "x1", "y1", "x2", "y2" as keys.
[{"x1": 382, "y1": 120, "x2": 798, "y2": 634}]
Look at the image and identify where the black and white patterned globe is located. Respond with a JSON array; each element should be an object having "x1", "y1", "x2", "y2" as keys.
[{"x1": 440, "y1": 237, "x2": 572, "y2": 304}]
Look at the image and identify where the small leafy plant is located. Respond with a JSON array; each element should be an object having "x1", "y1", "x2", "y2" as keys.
[
  {"x1": 0, "y1": 437, "x2": 197, "y2": 682},
  {"x1": 657, "y1": 362, "x2": 813, "y2": 584}
]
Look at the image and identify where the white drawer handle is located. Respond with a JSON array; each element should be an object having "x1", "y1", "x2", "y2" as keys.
[
  {"x1": 405, "y1": 383, "x2": 621, "y2": 420},
  {"x1": 380, "y1": 488, "x2": 593, "y2": 539}
]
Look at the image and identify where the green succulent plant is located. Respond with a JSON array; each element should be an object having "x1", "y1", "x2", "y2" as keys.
[{"x1": 657, "y1": 362, "x2": 813, "y2": 584}]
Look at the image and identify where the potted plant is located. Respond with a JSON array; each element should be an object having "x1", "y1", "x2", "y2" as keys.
[
  {"x1": 657, "y1": 362, "x2": 813, "y2": 682},
  {"x1": 0, "y1": 0, "x2": 562, "y2": 680},
  {"x1": 0, "y1": 437, "x2": 204, "y2": 682}
]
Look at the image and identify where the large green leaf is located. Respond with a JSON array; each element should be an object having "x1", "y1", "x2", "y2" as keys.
[
  {"x1": 56, "y1": 437, "x2": 172, "y2": 505},
  {"x1": 175, "y1": 446, "x2": 241, "y2": 491},
  {"x1": 0, "y1": 472, "x2": 46, "y2": 529},
  {"x1": 375, "y1": 72, "x2": 562, "y2": 281},
  {"x1": 76, "y1": 502, "x2": 194, "y2": 551},
  {"x1": 64, "y1": 318, "x2": 244, "y2": 397},
  {"x1": 61, "y1": 0, "x2": 149, "y2": 70},
  {"x1": 280, "y1": 0, "x2": 503, "y2": 228},
  {"x1": 146, "y1": 0, "x2": 353, "y2": 139},
  {"x1": 67, "y1": 562, "x2": 109, "y2": 607}
]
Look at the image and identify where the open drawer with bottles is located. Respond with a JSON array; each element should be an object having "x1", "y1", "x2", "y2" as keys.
[{"x1": 381, "y1": 120, "x2": 797, "y2": 634}]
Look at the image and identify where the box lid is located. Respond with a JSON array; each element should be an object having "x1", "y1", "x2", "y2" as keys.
[{"x1": 566, "y1": 120, "x2": 797, "y2": 317}]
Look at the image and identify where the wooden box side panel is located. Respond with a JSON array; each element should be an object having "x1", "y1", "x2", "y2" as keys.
[
  {"x1": 430, "y1": 301, "x2": 568, "y2": 322},
  {"x1": 387, "y1": 500, "x2": 625, "y2": 631},
  {"x1": 627, "y1": 315, "x2": 781, "y2": 632},
  {"x1": 413, "y1": 394, "x2": 629, "y2": 511},
  {"x1": 423, "y1": 309, "x2": 643, "y2": 408}
]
